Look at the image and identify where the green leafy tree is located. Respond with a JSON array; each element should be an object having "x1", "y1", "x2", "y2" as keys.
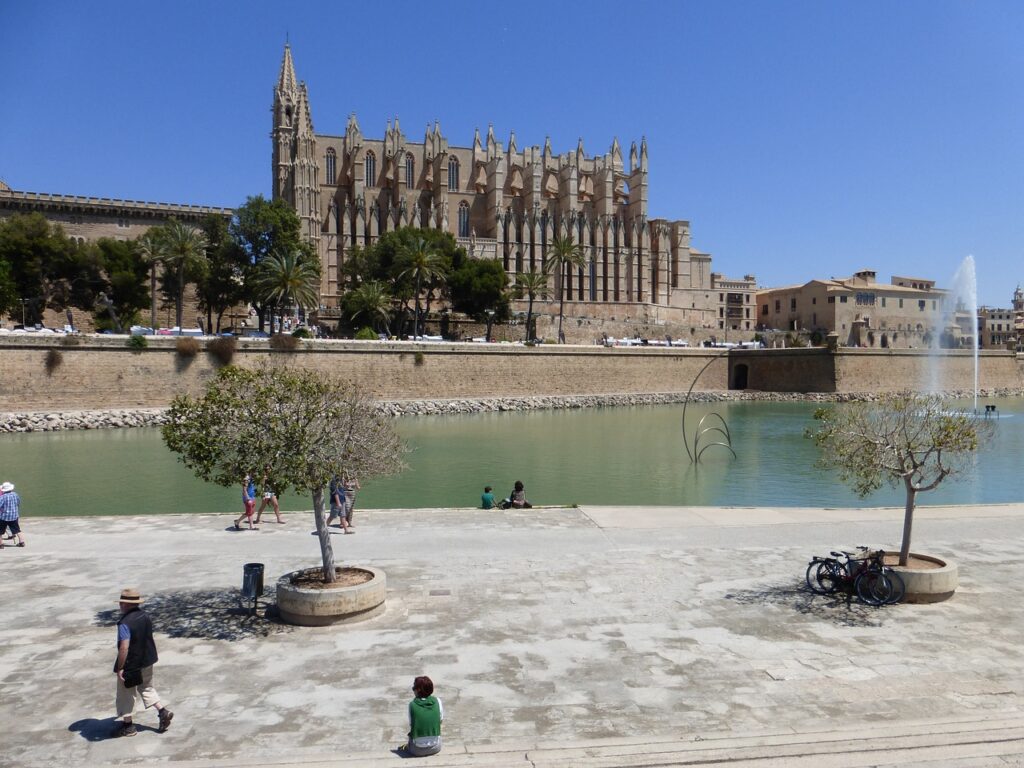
[
  {"x1": 92, "y1": 238, "x2": 150, "y2": 331},
  {"x1": 448, "y1": 255, "x2": 510, "y2": 321},
  {"x1": 252, "y1": 249, "x2": 321, "y2": 334},
  {"x1": 196, "y1": 214, "x2": 247, "y2": 333},
  {"x1": 0, "y1": 259, "x2": 17, "y2": 320},
  {"x1": 162, "y1": 365, "x2": 407, "y2": 582},
  {"x1": 230, "y1": 195, "x2": 309, "y2": 332},
  {"x1": 135, "y1": 229, "x2": 166, "y2": 329},
  {"x1": 344, "y1": 280, "x2": 394, "y2": 335},
  {"x1": 514, "y1": 267, "x2": 550, "y2": 342},
  {"x1": 397, "y1": 236, "x2": 446, "y2": 339},
  {"x1": 161, "y1": 219, "x2": 208, "y2": 331},
  {"x1": 548, "y1": 235, "x2": 586, "y2": 343},
  {"x1": 808, "y1": 393, "x2": 993, "y2": 565}
]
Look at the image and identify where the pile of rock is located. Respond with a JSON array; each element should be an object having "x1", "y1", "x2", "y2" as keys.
[{"x1": 0, "y1": 409, "x2": 168, "y2": 433}]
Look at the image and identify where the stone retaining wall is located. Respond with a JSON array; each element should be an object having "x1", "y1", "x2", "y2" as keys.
[{"x1": 4, "y1": 388, "x2": 1019, "y2": 433}]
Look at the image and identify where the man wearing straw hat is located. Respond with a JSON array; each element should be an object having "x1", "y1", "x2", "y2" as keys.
[{"x1": 112, "y1": 588, "x2": 174, "y2": 737}]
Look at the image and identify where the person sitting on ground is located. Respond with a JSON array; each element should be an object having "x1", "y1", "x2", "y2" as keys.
[
  {"x1": 404, "y1": 675, "x2": 443, "y2": 757},
  {"x1": 500, "y1": 480, "x2": 532, "y2": 509},
  {"x1": 481, "y1": 486, "x2": 497, "y2": 509}
]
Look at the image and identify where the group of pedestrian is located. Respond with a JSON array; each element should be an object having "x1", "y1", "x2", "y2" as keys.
[
  {"x1": 233, "y1": 467, "x2": 284, "y2": 531},
  {"x1": 0, "y1": 481, "x2": 24, "y2": 548},
  {"x1": 326, "y1": 474, "x2": 360, "y2": 532},
  {"x1": 481, "y1": 480, "x2": 532, "y2": 510}
]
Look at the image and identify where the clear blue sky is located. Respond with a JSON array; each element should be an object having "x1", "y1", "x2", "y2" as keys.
[{"x1": 2, "y1": 1, "x2": 1022, "y2": 305}]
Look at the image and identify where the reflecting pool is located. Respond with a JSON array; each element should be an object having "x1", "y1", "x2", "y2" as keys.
[{"x1": 1, "y1": 399, "x2": 1020, "y2": 517}]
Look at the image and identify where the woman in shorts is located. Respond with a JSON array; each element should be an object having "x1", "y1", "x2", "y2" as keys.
[{"x1": 255, "y1": 467, "x2": 284, "y2": 524}]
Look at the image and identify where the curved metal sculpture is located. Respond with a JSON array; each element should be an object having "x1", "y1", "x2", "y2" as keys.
[{"x1": 682, "y1": 348, "x2": 737, "y2": 463}]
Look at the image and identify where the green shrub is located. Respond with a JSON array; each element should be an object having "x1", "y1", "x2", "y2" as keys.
[
  {"x1": 126, "y1": 335, "x2": 148, "y2": 350},
  {"x1": 60, "y1": 334, "x2": 81, "y2": 347},
  {"x1": 207, "y1": 336, "x2": 237, "y2": 366},
  {"x1": 414, "y1": 351, "x2": 425, "y2": 366},
  {"x1": 44, "y1": 348, "x2": 63, "y2": 376},
  {"x1": 269, "y1": 333, "x2": 299, "y2": 352},
  {"x1": 292, "y1": 327, "x2": 312, "y2": 339},
  {"x1": 355, "y1": 327, "x2": 378, "y2": 340},
  {"x1": 175, "y1": 337, "x2": 201, "y2": 357}
]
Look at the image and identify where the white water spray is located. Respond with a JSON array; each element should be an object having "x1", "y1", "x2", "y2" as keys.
[{"x1": 931, "y1": 256, "x2": 978, "y2": 410}]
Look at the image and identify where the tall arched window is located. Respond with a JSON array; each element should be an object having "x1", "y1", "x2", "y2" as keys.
[
  {"x1": 405, "y1": 153, "x2": 415, "y2": 189},
  {"x1": 447, "y1": 156, "x2": 459, "y2": 191},
  {"x1": 364, "y1": 151, "x2": 376, "y2": 187},
  {"x1": 325, "y1": 148, "x2": 336, "y2": 184},
  {"x1": 458, "y1": 201, "x2": 470, "y2": 237}
]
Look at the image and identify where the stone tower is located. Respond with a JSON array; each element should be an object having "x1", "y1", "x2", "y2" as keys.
[{"x1": 272, "y1": 44, "x2": 321, "y2": 250}]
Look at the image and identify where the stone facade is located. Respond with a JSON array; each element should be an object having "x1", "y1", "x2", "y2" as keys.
[
  {"x1": 271, "y1": 45, "x2": 751, "y2": 328},
  {"x1": 755, "y1": 269, "x2": 968, "y2": 348},
  {"x1": 979, "y1": 305, "x2": 1017, "y2": 350}
]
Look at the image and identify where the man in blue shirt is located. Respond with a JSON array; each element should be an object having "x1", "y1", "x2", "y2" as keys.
[
  {"x1": 0, "y1": 481, "x2": 25, "y2": 548},
  {"x1": 113, "y1": 588, "x2": 173, "y2": 737}
]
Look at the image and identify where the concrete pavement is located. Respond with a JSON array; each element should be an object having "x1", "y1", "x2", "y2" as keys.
[{"x1": 2, "y1": 503, "x2": 1023, "y2": 766}]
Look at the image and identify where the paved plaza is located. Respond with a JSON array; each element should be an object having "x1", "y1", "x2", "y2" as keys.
[{"x1": 2, "y1": 503, "x2": 1024, "y2": 767}]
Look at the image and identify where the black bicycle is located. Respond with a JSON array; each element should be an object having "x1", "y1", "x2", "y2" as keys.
[{"x1": 806, "y1": 547, "x2": 904, "y2": 605}]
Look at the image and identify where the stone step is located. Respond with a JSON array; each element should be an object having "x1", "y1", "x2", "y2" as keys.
[{"x1": 165, "y1": 713, "x2": 1024, "y2": 767}]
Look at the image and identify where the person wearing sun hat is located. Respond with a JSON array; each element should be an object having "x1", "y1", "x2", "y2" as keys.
[
  {"x1": 0, "y1": 481, "x2": 24, "y2": 548},
  {"x1": 113, "y1": 588, "x2": 174, "y2": 737}
]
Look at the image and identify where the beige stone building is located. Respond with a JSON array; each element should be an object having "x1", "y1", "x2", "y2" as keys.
[
  {"x1": 271, "y1": 45, "x2": 749, "y2": 329},
  {"x1": 756, "y1": 269, "x2": 957, "y2": 348},
  {"x1": 0, "y1": 179, "x2": 229, "y2": 245}
]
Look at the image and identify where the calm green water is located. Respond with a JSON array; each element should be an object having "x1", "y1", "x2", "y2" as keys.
[{"x1": 2, "y1": 399, "x2": 1021, "y2": 517}]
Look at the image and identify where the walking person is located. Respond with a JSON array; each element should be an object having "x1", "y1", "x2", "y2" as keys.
[
  {"x1": 0, "y1": 481, "x2": 25, "y2": 548},
  {"x1": 112, "y1": 588, "x2": 173, "y2": 737},
  {"x1": 254, "y1": 467, "x2": 284, "y2": 525},
  {"x1": 403, "y1": 675, "x2": 443, "y2": 756},
  {"x1": 233, "y1": 473, "x2": 257, "y2": 531},
  {"x1": 326, "y1": 475, "x2": 351, "y2": 532},
  {"x1": 342, "y1": 474, "x2": 360, "y2": 532}
]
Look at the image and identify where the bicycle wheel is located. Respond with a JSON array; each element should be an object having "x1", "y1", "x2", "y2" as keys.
[
  {"x1": 883, "y1": 568, "x2": 905, "y2": 604},
  {"x1": 816, "y1": 560, "x2": 845, "y2": 594},
  {"x1": 806, "y1": 561, "x2": 829, "y2": 594},
  {"x1": 855, "y1": 570, "x2": 893, "y2": 606}
]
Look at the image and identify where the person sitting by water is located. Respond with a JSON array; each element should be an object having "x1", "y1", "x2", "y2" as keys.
[
  {"x1": 481, "y1": 486, "x2": 497, "y2": 509},
  {"x1": 404, "y1": 675, "x2": 443, "y2": 757},
  {"x1": 500, "y1": 480, "x2": 532, "y2": 510}
]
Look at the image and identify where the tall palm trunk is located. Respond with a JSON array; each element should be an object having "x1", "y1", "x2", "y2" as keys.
[
  {"x1": 526, "y1": 294, "x2": 535, "y2": 342},
  {"x1": 413, "y1": 275, "x2": 422, "y2": 338},
  {"x1": 176, "y1": 269, "x2": 185, "y2": 332},
  {"x1": 557, "y1": 264, "x2": 567, "y2": 343},
  {"x1": 149, "y1": 267, "x2": 157, "y2": 329}
]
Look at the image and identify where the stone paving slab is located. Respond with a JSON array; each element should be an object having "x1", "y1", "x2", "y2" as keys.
[{"x1": 1, "y1": 504, "x2": 1023, "y2": 766}]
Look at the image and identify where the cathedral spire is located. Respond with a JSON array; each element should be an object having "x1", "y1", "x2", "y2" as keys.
[{"x1": 278, "y1": 43, "x2": 297, "y2": 93}]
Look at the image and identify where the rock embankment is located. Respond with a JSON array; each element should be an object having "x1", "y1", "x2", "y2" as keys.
[{"x1": 1, "y1": 389, "x2": 1019, "y2": 432}]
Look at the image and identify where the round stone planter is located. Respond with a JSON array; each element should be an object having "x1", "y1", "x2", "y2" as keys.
[
  {"x1": 889, "y1": 553, "x2": 957, "y2": 603},
  {"x1": 276, "y1": 566, "x2": 386, "y2": 626}
]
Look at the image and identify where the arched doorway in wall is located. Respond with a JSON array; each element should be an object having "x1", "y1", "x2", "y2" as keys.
[{"x1": 731, "y1": 363, "x2": 749, "y2": 390}]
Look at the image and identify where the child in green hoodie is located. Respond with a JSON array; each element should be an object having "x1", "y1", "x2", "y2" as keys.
[{"x1": 406, "y1": 675, "x2": 443, "y2": 756}]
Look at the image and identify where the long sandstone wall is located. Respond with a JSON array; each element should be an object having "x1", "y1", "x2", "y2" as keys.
[
  {"x1": 0, "y1": 338, "x2": 1020, "y2": 412},
  {"x1": 0, "y1": 338, "x2": 729, "y2": 411}
]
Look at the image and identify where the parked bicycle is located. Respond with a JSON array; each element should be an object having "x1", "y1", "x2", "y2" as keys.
[{"x1": 805, "y1": 546, "x2": 905, "y2": 605}]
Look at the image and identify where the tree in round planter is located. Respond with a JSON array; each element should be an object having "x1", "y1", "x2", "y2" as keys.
[
  {"x1": 162, "y1": 364, "x2": 407, "y2": 608},
  {"x1": 807, "y1": 393, "x2": 993, "y2": 599}
]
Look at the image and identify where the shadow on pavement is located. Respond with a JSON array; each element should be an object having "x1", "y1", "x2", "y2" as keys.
[
  {"x1": 68, "y1": 717, "x2": 117, "y2": 741},
  {"x1": 723, "y1": 581, "x2": 886, "y2": 627},
  {"x1": 94, "y1": 588, "x2": 294, "y2": 641}
]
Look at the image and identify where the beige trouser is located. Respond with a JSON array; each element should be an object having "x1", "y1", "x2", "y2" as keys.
[{"x1": 116, "y1": 665, "x2": 160, "y2": 718}]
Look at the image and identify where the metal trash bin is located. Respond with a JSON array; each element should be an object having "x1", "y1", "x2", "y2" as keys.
[
  {"x1": 242, "y1": 562, "x2": 265, "y2": 598},
  {"x1": 242, "y1": 563, "x2": 265, "y2": 615}
]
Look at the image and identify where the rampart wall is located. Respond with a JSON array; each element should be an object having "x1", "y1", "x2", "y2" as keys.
[{"x1": 0, "y1": 338, "x2": 1020, "y2": 412}]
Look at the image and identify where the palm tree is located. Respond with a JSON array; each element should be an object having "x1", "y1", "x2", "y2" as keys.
[
  {"x1": 254, "y1": 249, "x2": 321, "y2": 333},
  {"x1": 348, "y1": 280, "x2": 394, "y2": 336},
  {"x1": 548, "y1": 235, "x2": 586, "y2": 343},
  {"x1": 515, "y1": 267, "x2": 549, "y2": 342},
  {"x1": 136, "y1": 229, "x2": 166, "y2": 329},
  {"x1": 398, "y1": 236, "x2": 446, "y2": 339},
  {"x1": 162, "y1": 220, "x2": 208, "y2": 331}
]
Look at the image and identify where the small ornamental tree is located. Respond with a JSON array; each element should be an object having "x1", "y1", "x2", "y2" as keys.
[
  {"x1": 808, "y1": 393, "x2": 992, "y2": 566},
  {"x1": 162, "y1": 365, "x2": 407, "y2": 582}
]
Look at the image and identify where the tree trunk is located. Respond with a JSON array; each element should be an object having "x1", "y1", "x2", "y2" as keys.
[
  {"x1": 899, "y1": 481, "x2": 916, "y2": 566},
  {"x1": 176, "y1": 270, "x2": 184, "y2": 331},
  {"x1": 149, "y1": 267, "x2": 157, "y2": 329},
  {"x1": 557, "y1": 264, "x2": 566, "y2": 343},
  {"x1": 413, "y1": 275, "x2": 422, "y2": 339},
  {"x1": 526, "y1": 295, "x2": 534, "y2": 342},
  {"x1": 312, "y1": 486, "x2": 336, "y2": 582}
]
